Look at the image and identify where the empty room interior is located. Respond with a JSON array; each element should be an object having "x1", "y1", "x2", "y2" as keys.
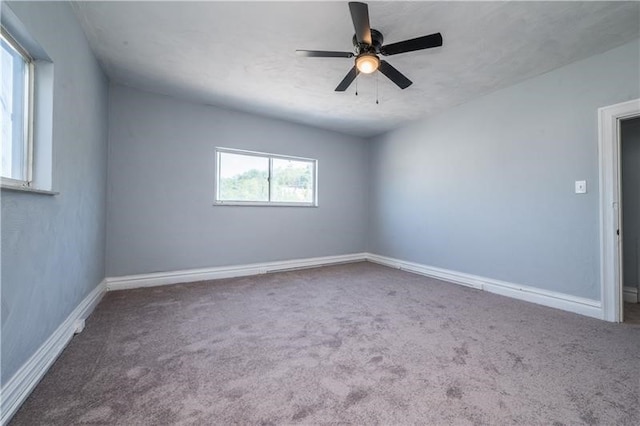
[{"x1": 1, "y1": 1, "x2": 640, "y2": 424}]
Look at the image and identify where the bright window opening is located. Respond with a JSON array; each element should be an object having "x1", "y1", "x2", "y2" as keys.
[
  {"x1": 215, "y1": 148, "x2": 317, "y2": 206},
  {"x1": 1, "y1": 27, "x2": 32, "y2": 184}
]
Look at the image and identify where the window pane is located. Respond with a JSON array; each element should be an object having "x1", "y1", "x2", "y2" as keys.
[
  {"x1": 1, "y1": 35, "x2": 28, "y2": 181},
  {"x1": 218, "y1": 152, "x2": 269, "y2": 202},
  {"x1": 271, "y1": 158, "x2": 314, "y2": 203}
]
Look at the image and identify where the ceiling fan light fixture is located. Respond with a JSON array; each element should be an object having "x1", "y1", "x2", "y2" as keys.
[
  {"x1": 355, "y1": 53, "x2": 379, "y2": 74},
  {"x1": 297, "y1": 2, "x2": 441, "y2": 91}
]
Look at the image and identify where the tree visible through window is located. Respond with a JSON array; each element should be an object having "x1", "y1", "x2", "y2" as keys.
[{"x1": 216, "y1": 149, "x2": 317, "y2": 205}]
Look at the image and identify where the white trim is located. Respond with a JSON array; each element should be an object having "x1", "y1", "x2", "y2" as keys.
[
  {"x1": 105, "y1": 253, "x2": 367, "y2": 291},
  {"x1": 106, "y1": 252, "x2": 604, "y2": 319},
  {"x1": 365, "y1": 254, "x2": 602, "y2": 320},
  {"x1": 25, "y1": 58, "x2": 34, "y2": 184},
  {"x1": 213, "y1": 201, "x2": 317, "y2": 207},
  {"x1": 0, "y1": 182, "x2": 58, "y2": 195},
  {"x1": 216, "y1": 147, "x2": 317, "y2": 163},
  {"x1": 0, "y1": 281, "x2": 106, "y2": 425},
  {"x1": 367, "y1": 254, "x2": 484, "y2": 290},
  {"x1": 623, "y1": 286, "x2": 639, "y2": 303},
  {"x1": 598, "y1": 98, "x2": 640, "y2": 322}
]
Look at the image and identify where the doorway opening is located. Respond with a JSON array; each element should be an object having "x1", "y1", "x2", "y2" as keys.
[
  {"x1": 598, "y1": 98, "x2": 640, "y2": 322},
  {"x1": 620, "y1": 117, "x2": 640, "y2": 323}
]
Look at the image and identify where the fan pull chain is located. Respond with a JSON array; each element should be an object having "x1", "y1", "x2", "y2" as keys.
[
  {"x1": 376, "y1": 72, "x2": 379, "y2": 104},
  {"x1": 355, "y1": 77, "x2": 358, "y2": 96}
]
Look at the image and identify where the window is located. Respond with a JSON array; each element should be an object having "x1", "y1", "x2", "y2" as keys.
[
  {"x1": 0, "y1": 7, "x2": 54, "y2": 194},
  {"x1": 215, "y1": 148, "x2": 317, "y2": 206},
  {"x1": 1, "y1": 27, "x2": 33, "y2": 185}
]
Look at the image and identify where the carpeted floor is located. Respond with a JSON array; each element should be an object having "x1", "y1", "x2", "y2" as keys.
[{"x1": 10, "y1": 262, "x2": 640, "y2": 425}]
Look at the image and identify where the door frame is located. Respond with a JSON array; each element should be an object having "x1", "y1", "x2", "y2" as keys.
[{"x1": 598, "y1": 98, "x2": 640, "y2": 322}]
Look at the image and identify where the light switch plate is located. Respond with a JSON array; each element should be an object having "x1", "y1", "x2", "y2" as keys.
[{"x1": 575, "y1": 180, "x2": 587, "y2": 194}]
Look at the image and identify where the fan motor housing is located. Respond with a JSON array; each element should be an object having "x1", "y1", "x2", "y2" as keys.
[{"x1": 353, "y1": 29, "x2": 384, "y2": 53}]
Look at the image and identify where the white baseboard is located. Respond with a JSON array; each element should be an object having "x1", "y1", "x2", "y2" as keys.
[
  {"x1": 105, "y1": 253, "x2": 368, "y2": 291},
  {"x1": 1, "y1": 280, "x2": 106, "y2": 426},
  {"x1": 623, "y1": 286, "x2": 638, "y2": 303},
  {"x1": 107, "y1": 252, "x2": 604, "y2": 319},
  {"x1": 365, "y1": 253, "x2": 603, "y2": 320}
]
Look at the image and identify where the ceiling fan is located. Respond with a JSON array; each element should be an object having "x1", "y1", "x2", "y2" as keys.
[{"x1": 296, "y1": 2, "x2": 443, "y2": 92}]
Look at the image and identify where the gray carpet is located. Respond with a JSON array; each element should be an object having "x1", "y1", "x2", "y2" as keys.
[{"x1": 10, "y1": 262, "x2": 640, "y2": 425}]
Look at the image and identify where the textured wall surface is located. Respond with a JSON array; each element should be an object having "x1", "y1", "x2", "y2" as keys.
[
  {"x1": 621, "y1": 117, "x2": 640, "y2": 291},
  {"x1": 106, "y1": 84, "x2": 368, "y2": 277},
  {"x1": 0, "y1": 1, "x2": 108, "y2": 384},
  {"x1": 368, "y1": 39, "x2": 640, "y2": 301}
]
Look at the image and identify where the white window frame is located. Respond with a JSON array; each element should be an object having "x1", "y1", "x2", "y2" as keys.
[
  {"x1": 214, "y1": 147, "x2": 318, "y2": 207},
  {"x1": 1, "y1": 26, "x2": 34, "y2": 189}
]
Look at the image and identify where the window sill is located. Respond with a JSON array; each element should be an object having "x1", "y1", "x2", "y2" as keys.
[
  {"x1": 1, "y1": 183, "x2": 58, "y2": 196},
  {"x1": 213, "y1": 201, "x2": 318, "y2": 207}
]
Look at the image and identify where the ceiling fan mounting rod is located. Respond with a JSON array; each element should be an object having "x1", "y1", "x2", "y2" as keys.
[{"x1": 352, "y1": 28, "x2": 384, "y2": 54}]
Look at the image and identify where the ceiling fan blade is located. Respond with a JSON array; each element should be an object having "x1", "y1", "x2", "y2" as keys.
[
  {"x1": 380, "y1": 33, "x2": 443, "y2": 56},
  {"x1": 296, "y1": 50, "x2": 354, "y2": 58},
  {"x1": 335, "y1": 66, "x2": 359, "y2": 92},
  {"x1": 349, "y1": 2, "x2": 372, "y2": 45},
  {"x1": 378, "y1": 60, "x2": 412, "y2": 89}
]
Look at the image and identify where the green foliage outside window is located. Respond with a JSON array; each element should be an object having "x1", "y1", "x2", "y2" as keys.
[
  {"x1": 272, "y1": 160, "x2": 313, "y2": 202},
  {"x1": 218, "y1": 155, "x2": 314, "y2": 203},
  {"x1": 219, "y1": 168, "x2": 269, "y2": 201}
]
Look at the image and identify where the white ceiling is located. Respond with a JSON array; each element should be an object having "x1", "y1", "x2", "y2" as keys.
[{"x1": 72, "y1": 1, "x2": 640, "y2": 137}]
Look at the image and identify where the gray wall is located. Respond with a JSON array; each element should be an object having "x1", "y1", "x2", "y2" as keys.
[
  {"x1": 368, "y1": 39, "x2": 640, "y2": 301},
  {"x1": 106, "y1": 84, "x2": 368, "y2": 276},
  {"x1": 622, "y1": 117, "x2": 640, "y2": 292},
  {"x1": 1, "y1": 2, "x2": 109, "y2": 384}
]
